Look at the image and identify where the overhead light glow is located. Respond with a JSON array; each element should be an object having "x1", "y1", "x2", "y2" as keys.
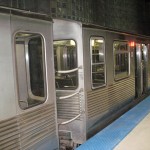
[
  {"x1": 96, "y1": 39, "x2": 104, "y2": 43},
  {"x1": 129, "y1": 41, "x2": 135, "y2": 47},
  {"x1": 92, "y1": 40, "x2": 95, "y2": 46},
  {"x1": 70, "y1": 40, "x2": 75, "y2": 46},
  {"x1": 99, "y1": 52, "x2": 104, "y2": 56}
]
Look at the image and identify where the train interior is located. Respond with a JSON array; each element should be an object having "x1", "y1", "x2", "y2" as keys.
[{"x1": 54, "y1": 40, "x2": 78, "y2": 90}]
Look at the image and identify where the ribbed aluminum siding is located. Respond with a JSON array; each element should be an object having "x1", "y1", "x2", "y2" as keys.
[
  {"x1": 87, "y1": 77, "x2": 135, "y2": 118},
  {"x1": 19, "y1": 104, "x2": 56, "y2": 149},
  {"x1": 0, "y1": 104, "x2": 56, "y2": 150},
  {"x1": 57, "y1": 92, "x2": 82, "y2": 120},
  {"x1": 0, "y1": 117, "x2": 20, "y2": 150}
]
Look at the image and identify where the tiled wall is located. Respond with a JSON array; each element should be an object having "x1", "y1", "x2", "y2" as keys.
[{"x1": 0, "y1": 0, "x2": 148, "y2": 35}]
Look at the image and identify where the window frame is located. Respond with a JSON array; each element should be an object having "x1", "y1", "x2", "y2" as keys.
[
  {"x1": 113, "y1": 40, "x2": 130, "y2": 81},
  {"x1": 90, "y1": 36, "x2": 106, "y2": 89},
  {"x1": 14, "y1": 31, "x2": 47, "y2": 109}
]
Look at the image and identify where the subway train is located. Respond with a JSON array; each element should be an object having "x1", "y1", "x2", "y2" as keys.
[
  {"x1": 53, "y1": 19, "x2": 150, "y2": 149},
  {"x1": 0, "y1": 7, "x2": 150, "y2": 150}
]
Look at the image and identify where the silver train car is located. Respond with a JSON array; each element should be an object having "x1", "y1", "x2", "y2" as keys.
[
  {"x1": 1, "y1": 7, "x2": 150, "y2": 150},
  {"x1": 53, "y1": 19, "x2": 150, "y2": 149},
  {"x1": 0, "y1": 9, "x2": 58, "y2": 150}
]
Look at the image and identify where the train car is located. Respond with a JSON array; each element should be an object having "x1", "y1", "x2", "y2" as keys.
[
  {"x1": 0, "y1": 8, "x2": 58, "y2": 150},
  {"x1": 53, "y1": 19, "x2": 150, "y2": 149}
]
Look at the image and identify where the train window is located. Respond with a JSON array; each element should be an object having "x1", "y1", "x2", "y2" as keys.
[
  {"x1": 113, "y1": 41, "x2": 130, "y2": 80},
  {"x1": 90, "y1": 37, "x2": 106, "y2": 89},
  {"x1": 15, "y1": 32, "x2": 46, "y2": 109},
  {"x1": 53, "y1": 40, "x2": 78, "y2": 90}
]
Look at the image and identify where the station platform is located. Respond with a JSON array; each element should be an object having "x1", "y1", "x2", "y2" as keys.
[{"x1": 76, "y1": 95, "x2": 150, "y2": 150}]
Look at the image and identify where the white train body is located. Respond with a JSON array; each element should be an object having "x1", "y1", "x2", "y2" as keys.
[{"x1": 0, "y1": 9, "x2": 58, "y2": 150}]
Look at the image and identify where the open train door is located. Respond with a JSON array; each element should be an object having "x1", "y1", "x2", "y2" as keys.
[{"x1": 135, "y1": 44, "x2": 148, "y2": 97}]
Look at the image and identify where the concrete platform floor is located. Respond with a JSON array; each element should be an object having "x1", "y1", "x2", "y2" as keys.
[{"x1": 115, "y1": 113, "x2": 150, "y2": 150}]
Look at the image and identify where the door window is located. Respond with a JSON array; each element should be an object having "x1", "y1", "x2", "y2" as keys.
[
  {"x1": 90, "y1": 37, "x2": 106, "y2": 89},
  {"x1": 114, "y1": 41, "x2": 130, "y2": 80},
  {"x1": 15, "y1": 32, "x2": 46, "y2": 109}
]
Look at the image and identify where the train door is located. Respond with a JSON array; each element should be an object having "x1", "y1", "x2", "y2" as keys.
[
  {"x1": 10, "y1": 12, "x2": 58, "y2": 150},
  {"x1": 53, "y1": 19, "x2": 86, "y2": 148},
  {"x1": 135, "y1": 44, "x2": 148, "y2": 97}
]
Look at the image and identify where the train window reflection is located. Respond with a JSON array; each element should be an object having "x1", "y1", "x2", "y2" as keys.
[
  {"x1": 54, "y1": 40, "x2": 78, "y2": 90},
  {"x1": 90, "y1": 37, "x2": 106, "y2": 89},
  {"x1": 15, "y1": 32, "x2": 46, "y2": 109},
  {"x1": 114, "y1": 41, "x2": 130, "y2": 80}
]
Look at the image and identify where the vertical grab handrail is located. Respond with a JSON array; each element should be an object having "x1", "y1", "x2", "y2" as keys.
[
  {"x1": 57, "y1": 66, "x2": 83, "y2": 125},
  {"x1": 59, "y1": 113, "x2": 82, "y2": 125},
  {"x1": 56, "y1": 66, "x2": 82, "y2": 74},
  {"x1": 57, "y1": 88, "x2": 83, "y2": 125},
  {"x1": 57, "y1": 89, "x2": 82, "y2": 100}
]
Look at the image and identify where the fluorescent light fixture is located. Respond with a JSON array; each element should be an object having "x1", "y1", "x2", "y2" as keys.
[
  {"x1": 70, "y1": 40, "x2": 75, "y2": 46},
  {"x1": 96, "y1": 39, "x2": 104, "y2": 43}
]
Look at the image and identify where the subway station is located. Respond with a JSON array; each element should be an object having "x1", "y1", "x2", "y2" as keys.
[{"x1": 0, "y1": 0, "x2": 150, "y2": 150}]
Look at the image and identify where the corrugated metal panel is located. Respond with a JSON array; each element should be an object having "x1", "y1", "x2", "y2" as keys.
[
  {"x1": 0, "y1": 104, "x2": 56, "y2": 150},
  {"x1": 0, "y1": 117, "x2": 20, "y2": 150},
  {"x1": 19, "y1": 104, "x2": 56, "y2": 150},
  {"x1": 87, "y1": 77, "x2": 135, "y2": 118},
  {"x1": 57, "y1": 92, "x2": 82, "y2": 120}
]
